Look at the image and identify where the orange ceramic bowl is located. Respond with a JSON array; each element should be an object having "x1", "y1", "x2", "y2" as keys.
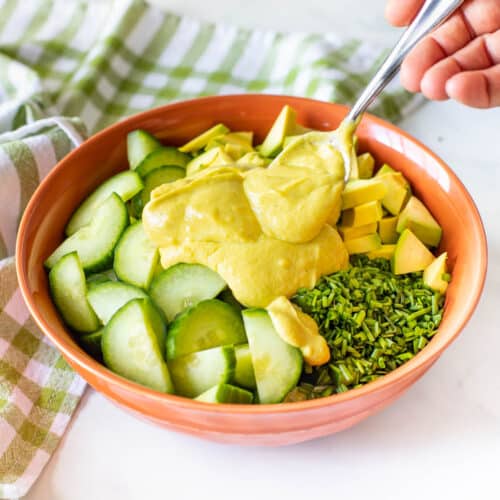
[{"x1": 16, "y1": 95, "x2": 487, "y2": 446}]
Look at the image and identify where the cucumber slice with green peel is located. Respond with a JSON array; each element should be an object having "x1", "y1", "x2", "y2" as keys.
[
  {"x1": 113, "y1": 222, "x2": 159, "y2": 289},
  {"x1": 218, "y1": 288, "x2": 243, "y2": 311},
  {"x1": 242, "y1": 309, "x2": 303, "y2": 404},
  {"x1": 66, "y1": 171, "x2": 143, "y2": 235},
  {"x1": 87, "y1": 281, "x2": 148, "y2": 324},
  {"x1": 102, "y1": 298, "x2": 173, "y2": 393},
  {"x1": 45, "y1": 193, "x2": 129, "y2": 273},
  {"x1": 130, "y1": 165, "x2": 185, "y2": 216},
  {"x1": 49, "y1": 252, "x2": 100, "y2": 333},
  {"x1": 166, "y1": 299, "x2": 246, "y2": 360},
  {"x1": 127, "y1": 130, "x2": 163, "y2": 169},
  {"x1": 86, "y1": 270, "x2": 118, "y2": 287},
  {"x1": 195, "y1": 383, "x2": 253, "y2": 404},
  {"x1": 150, "y1": 263, "x2": 227, "y2": 322},
  {"x1": 168, "y1": 345, "x2": 236, "y2": 398},
  {"x1": 234, "y1": 344, "x2": 256, "y2": 389},
  {"x1": 135, "y1": 147, "x2": 190, "y2": 178},
  {"x1": 80, "y1": 328, "x2": 104, "y2": 360}
]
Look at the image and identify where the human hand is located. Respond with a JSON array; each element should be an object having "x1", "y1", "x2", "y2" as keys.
[{"x1": 385, "y1": 0, "x2": 500, "y2": 108}]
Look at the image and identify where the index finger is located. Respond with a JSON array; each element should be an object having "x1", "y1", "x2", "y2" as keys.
[{"x1": 385, "y1": 0, "x2": 425, "y2": 27}]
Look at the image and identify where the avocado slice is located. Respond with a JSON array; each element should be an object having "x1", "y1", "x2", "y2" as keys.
[
  {"x1": 236, "y1": 152, "x2": 271, "y2": 168},
  {"x1": 341, "y1": 178, "x2": 387, "y2": 210},
  {"x1": 259, "y1": 105, "x2": 299, "y2": 158},
  {"x1": 375, "y1": 163, "x2": 395, "y2": 176},
  {"x1": 344, "y1": 233, "x2": 382, "y2": 255},
  {"x1": 338, "y1": 222, "x2": 377, "y2": 241},
  {"x1": 367, "y1": 244, "x2": 396, "y2": 260},
  {"x1": 179, "y1": 123, "x2": 230, "y2": 153},
  {"x1": 351, "y1": 152, "x2": 375, "y2": 179},
  {"x1": 378, "y1": 172, "x2": 411, "y2": 215},
  {"x1": 341, "y1": 200, "x2": 383, "y2": 227},
  {"x1": 378, "y1": 216, "x2": 398, "y2": 244},
  {"x1": 185, "y1": 146, "x2": 233, "y2": 176},
  {"x1": 423, "y1": 252, "x2": 449, "y2": 293},
  {"x1": 397, "y1": 196, "x2": 442, "y2": 247},
  {"x1": 392, "y1": 229, "x2": 435, "y2": 275}
]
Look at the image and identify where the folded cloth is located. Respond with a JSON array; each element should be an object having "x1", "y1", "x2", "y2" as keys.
[{"x1": 0, "y1": 0, "x2": 422, "y2": 497}]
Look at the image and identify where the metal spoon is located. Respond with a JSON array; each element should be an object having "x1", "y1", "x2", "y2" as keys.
[{"x1": 339, "y1": 0, "x2": 465, "y2": 179}]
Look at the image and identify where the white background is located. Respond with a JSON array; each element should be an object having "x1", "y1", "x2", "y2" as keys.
[{"x1": 26, "y1": 1, "x2": 500, "y2": 499}]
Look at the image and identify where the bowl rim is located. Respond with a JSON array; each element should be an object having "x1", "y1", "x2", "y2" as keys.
[{"x1": 15, "y1": 94, "x2": 488, "y2": 415}]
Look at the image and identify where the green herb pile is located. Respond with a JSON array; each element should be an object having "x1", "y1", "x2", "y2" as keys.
[{"x1": 289, "y1": 255, "x2": 445, "y2": 400}]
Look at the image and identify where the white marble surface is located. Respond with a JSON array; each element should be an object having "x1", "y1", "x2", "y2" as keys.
[{"x1": 25, "y1": 1, "x2": 500, "y2": 499}]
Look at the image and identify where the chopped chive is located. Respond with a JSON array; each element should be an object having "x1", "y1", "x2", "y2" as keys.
[{"x1": 292, "y1": 255, "x2": 446, "y2": 399}]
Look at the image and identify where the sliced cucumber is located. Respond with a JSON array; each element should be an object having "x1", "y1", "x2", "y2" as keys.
[
  {"x1": 234, "y1": 344, "x2": 257, "y2": 390},
  {"x1": 102, "y1": 298, "x2": 173, "y2": 393},
  {"x1": 195, "y1": 383, "x2": 253, "y2": 404},
  {"x1": 150, "y1": 263, "x2": 226, "y2": 322},
  {"x1": 127, "y1": 129, "x2": 163, "y2": 169},
  {"x1": 45, "y1": 193, "x2": 129, "y2": 273},
  {"x1": 168, "y1": 345, "x2": 236, "y2": 398},
  {"x1": 242, "y1": 309, "x2": 303, "y2": 404},
  {"x1": 218, "y1": 288, "x2": 243, "y2": 311},
  {"x1": 135, "y1": 147, "x2": 190, "y2": 178},
  {"x1": 130, "y1": 165, "x2": 185, "y2": 216},
  {"x1": 80, "y1": 328, "x2": 104, "y2": 360},
  {"x1": 113, "y1": 222, "x2": 159, "y2": 289},
  {"x1": 86, "y1": 270, "x2": 118, "y2": 287},
  {"x1": 66, "y1": 171, "x2": 143, "y2": 235},
  {"x1": 166, "y1": 299, "x2": 246, "y2": 360},
  {"x1": 49, "y1": 252, "x2": 100, "y2": 333},
  {"x1": 86, "y1": 281, "x2": 148, "y2": 324}
]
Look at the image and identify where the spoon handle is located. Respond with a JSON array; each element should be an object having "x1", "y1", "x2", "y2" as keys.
[{"x1": 346, "y1": 0, "x2": 465, "y2": 123}]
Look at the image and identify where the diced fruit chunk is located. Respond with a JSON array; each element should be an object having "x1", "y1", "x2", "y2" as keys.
[
  {"x1": 375, "y1": 163, "x2": 395, "y2": 176},
  {"x1": 49, "y1": 252, "x2": 100, "y2": 333},
  {"x1": 341, "y1": 179, "x2": 387, "y2": 209},
  {"x1": 259, "y1": 105, "x2": 298, "y2": 158},
  {"x1": 166, "y1": 299, "x2": 246, "y2": 360},
  {"x1": 102, "y1": 298, "x2": 173, "y2": 393},
  {"x1": 179, "y1": 123, "x2": 230, "y2": 153},
  {"x1": 66, "y1": 171, "x2": 143, "y2": 235},
  {"x1": 423, "y1": 252, "x2": 449, "y2": 293},
  {"x1": 352, "y1": 152, "x2": 375, "y2": 179},
  {"x1": 87, "y1": 281, "x2": 147, "y2": 325},
  {"x1": 114, "y1": 222, "x2": 159, "y2": 289},
  {"x1": 168, "y1": 345, "x2": 236, "y2": 398},
  {"x1": 341, "y1": 200, "x2": 383, "y2": 227},
  {"x1": 185, "y1": 146, "x2": 233, "y2": 176},
  {"x1": 378, "y1": 216, "x2": 399, "y2": 244},
  {"x1": 397, "y1": 196, "x2": 442, "y2": 247},
  {"x1": 242, "y1": 309, "x2": 302, "y2": 404},
  {"x1": 234, "y1": 344, "x2": 257, "y2": 389},
  {"x1": 392, "y1": 229, "x2": 435, "y2": 275},
  {"x1": 367, "y1": 244, "x2": 396, "y2": 260},
  {"x1": 127, "y1": 130, "x2": 163, "y2": 170},
  {"x1": 195, "y1": 383, "x2": 253, "y2": 404},
  {"x1": 344, "y1": 233, "x2": 382, "y2": 255},
  {"x1": 150, "y1": 263, "x2": 227, "y2": 322},
  {"x1": 338, "y1": 222, "x2": 377, "y2": 241},
  {"x1": 45, "y1": 193, "x2": 128, "y2": 273},
  {"x1": 378, "y1": 172, "x2": 411, "y2": 215}
]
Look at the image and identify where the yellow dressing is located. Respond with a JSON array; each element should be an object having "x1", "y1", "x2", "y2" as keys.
[
  {"x1": 143, "y1": 122, "x2": 356, "y2": 366},
  {"x1": 267, "y1": 296, "x2": 330, "y2": 366}
]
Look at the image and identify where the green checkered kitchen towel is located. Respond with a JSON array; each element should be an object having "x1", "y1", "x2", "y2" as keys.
[{"x1": 0, "y1": 0, "x2": 422, "y2": 496}]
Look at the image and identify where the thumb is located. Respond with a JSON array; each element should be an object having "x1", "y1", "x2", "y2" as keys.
[{"x1": 385, "y1": 0, "x2": 425, "y2": 27}]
